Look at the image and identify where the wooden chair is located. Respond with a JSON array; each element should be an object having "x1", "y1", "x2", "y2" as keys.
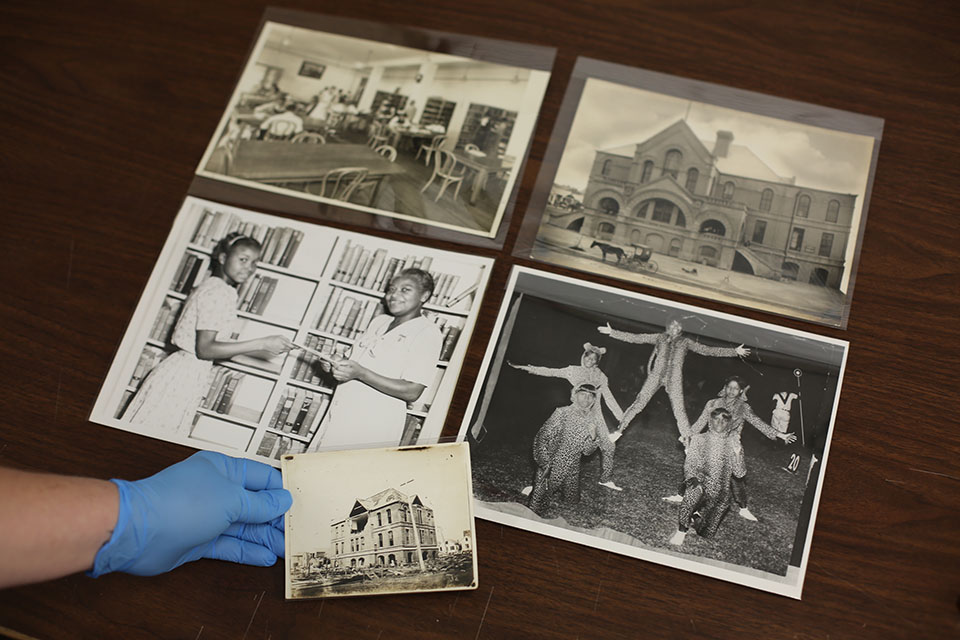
[
  {"x1": 367, "y1": 122, "x2": 390, "y2": 148},
  {"x1": 420, "y1": 149, "x2": 465, "y2": 202},
  {"x1": 291, "y1": 131, "x2": 326, "y2": 144},
  {"x1": 263, "y1": 119, "x2": 298, "y2": 140},
  {"x1": 373, "y1": 144, "x2": 397, "y2": 162},
  {"x1": 307, "y1": 167, "x2": 369, "y2": 202},
  {"x1": 416, "y1": 134, "x2": 446, "y2": 166}
]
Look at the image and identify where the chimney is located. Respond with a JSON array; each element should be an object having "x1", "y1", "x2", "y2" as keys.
[{"x1": 713, "y1": 131, "x2": 733, "y2": 158}]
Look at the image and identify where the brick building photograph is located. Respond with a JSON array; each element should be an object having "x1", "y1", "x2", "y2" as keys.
[{"x1": 527, "y1": 72, "x2": 881, "y2": 327}]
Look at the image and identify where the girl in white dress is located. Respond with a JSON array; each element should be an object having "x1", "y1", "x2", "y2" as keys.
[
  {"x1": 307, "y1": 269, "x2": 443, "y2": 450},
  {"x1": 124, "y1": 233, "x2": 295, "y2": 434}
]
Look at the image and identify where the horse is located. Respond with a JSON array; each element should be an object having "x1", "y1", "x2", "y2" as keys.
[{"x1": 590, "y1": 241, "x2": 626, "y2": 263}]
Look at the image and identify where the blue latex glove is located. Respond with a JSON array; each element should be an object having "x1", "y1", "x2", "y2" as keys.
[{"x1": 90, "y1": 451, "x2": 292, "y2": 577}]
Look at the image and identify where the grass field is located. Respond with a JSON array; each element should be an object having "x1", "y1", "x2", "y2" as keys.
[{"x1": 472, "y1": 399, "x2": 811, "y2": 576}]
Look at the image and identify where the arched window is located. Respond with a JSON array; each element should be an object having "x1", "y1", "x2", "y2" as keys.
[
  {"x1": 596, "y1": 222, "x2": 616, "y2": 240},
  {"x1": 760, "y1": 189, "x2": 773, "y2": 212},
  {"x1": 722, "y1": 181, "x2": 735, "y2": 200},
  {"x1": 640, "y1": 160, "x2": 654, "y2": 183},
  {"x1": 668, "y1": 238, "x2": 682, "y2": 257},
  {"x1": 699, "y1": 220, "x2": 726, "y2": 236},
  {"x1": 602, "y1": 159, "x2": 614, "y2": 176},
  {"x1": 652, "y1": 200, "x2": 674, "y2": 223},
  {"x1": 795, "y1": 194, "x2": 811, "y2": 217},
  {"x1": 781, "y1": 261, "x2": 800, "y2": 281},
  {"x1": 675, "y1": 211, "x2": 686, "y2": 227},
  {"x1": 826, "y1": 200, "x2": 840, "y2": 222},
  {"x1": 663, "y1": 149, "x2": 682, "y2": 179},
  {"x1": 387, "y1": 509, "x2": 392, "y2": 524},
  {"x1": 685, "y1": 168, "x2": 699, "y2": 192},
  {"x1": 634, "y1": 201, "x2": 649, "y2": 218},
  {"x1": 378, "y1": 533, "x2": 383, "y2": 547},
  {"x1": 598, "y1": 197, "x2": 619, "y2": 215},
  {"x1": 377, "y1": 513, "x2": 382, "y2": 526},
  {"x1": 388, "y1": 531, "x2": 394, "y2": 546},
  {"x1": 789, "y1": 227, "x2": 805, "y2": 250}
]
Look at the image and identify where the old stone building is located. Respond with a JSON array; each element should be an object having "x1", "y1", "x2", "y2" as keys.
[
  {"x1": 559, "y1": 120, "x2": 857, "y2": 287},
  {"x1": 330, "y1": 488, "x2": 439, "y2": 569}
]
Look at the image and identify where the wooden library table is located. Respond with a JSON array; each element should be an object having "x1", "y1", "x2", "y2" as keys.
[{"x1": 0, "y1": 1, "x2": 957, "y2": 639}]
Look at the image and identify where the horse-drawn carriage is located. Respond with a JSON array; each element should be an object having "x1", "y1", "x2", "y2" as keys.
[{"x1": 590, "y1": 241, "x2": 659, "y2": 273}]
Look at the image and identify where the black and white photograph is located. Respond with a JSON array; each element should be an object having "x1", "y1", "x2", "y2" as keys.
[
  {"x1": 195, "y1": 18, "x2": 552, "y2": 241},
  {"x1": 89, "y1": 197, "x2": 492, "y2": 465},
  {"x1": 457, "y1": 267, "x2": 847, "y2": 598},
  {"x1": 283, "y1": 443, "x2": 478, "y2": 599},
  {"x1": 515, "y1": 59, "x2": 883, "y2": 328}
]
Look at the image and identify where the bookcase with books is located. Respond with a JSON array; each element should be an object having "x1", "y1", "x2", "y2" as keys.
[{"x1": 97, "y1": 197, "x2": 492, "y2": 466}]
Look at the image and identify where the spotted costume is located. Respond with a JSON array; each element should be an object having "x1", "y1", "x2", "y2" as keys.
[
  {"x1": 677, "y1": 422, "x2": 739, "y2": 537},
  {"x1": 607, "y1": 327, "x2": 741, "y2": 437},
  {"x1": 517, "y1": 348, "x2": 622, "y2": 483},
  {"x1": 529, "y1": 386, "x2": 601, "y2": 513},
  {"x1": 689, "y1": 396, "x2": 780, "y2": 508}
]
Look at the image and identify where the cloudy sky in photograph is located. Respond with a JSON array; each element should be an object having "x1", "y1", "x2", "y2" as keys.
[{"x1": 554, "y1": 78, "x2": 875, "y2": 200}]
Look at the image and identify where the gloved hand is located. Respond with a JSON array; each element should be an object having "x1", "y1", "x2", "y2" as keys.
[{"x1": 90, "y1": 451, "x2": 292, "y2": 577}]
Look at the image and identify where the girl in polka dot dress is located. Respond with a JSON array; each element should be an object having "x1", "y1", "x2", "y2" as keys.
[{"x1": 124, "y1": 233, "x2": 295, "y2": 435}]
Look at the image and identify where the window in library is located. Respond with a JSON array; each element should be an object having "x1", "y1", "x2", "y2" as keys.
[
  {"x1": 640, "y1": 160, "x2": 654, "y2": 183},
  {"x1": 760, "y1": 188, "x2": 773, "y2": 212},
  {"x1": 819, "y1": 232, "x2": 834, "y2": 257},
  {"x1": 455, "y1": 103, "x2": 517, "y2": 157},
  {"x1": 685, "y1": 167, "x2": 699, "y2": 192},
  {"x1": 663, "y1": 149, "x2": 682, "y2": 179},
  {"x1": 596, "y1": 222, "x2": 616, "y2": 241},
  {"x1": 795, "y1": 194, "x2": 811, "y2": 218},
  {"x1": 782, "y1": 261, "x2": 800, "y2": 281},
  {"x1": 700, "y1": 219, "x2": 726, "y2": 236},
  {"x1": 722, "y1": 181, "x2": 735, "y2": 200},
  {"x1": 598, "y1": 197, "x2": 620, "y2": 215},
  {"x1": 668, "y1": 238, "x2": 682, "y2": 257},
  {"x1": 826, "y1": 199, "x2": 840, "y2": 222},
  {"x1": 789, "y1": 227, "x2": 805, "y2": 251},
  {"x1": 652, "y1": 199, "x2": 674, "y2": 223},
  {"x1": 752, "y1": 220, "x2": 767, "y2": 244}
]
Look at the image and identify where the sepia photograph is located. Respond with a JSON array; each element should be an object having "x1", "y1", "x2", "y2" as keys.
[
  {"x1": 458, "y1": 267, "x2": 848, "y2": 598},
  {"x1": 195, "y1": 19, "x2": 552, "y2": 240},
  {"x1": 89, "y1": 197, "x2": 492, "y2": 465},
  {"x1": 283, "y1": 442, "x2": 478, "y2": 599},
  {"x1": 515, "y1": 59, "x2": 883, "y2": 328}
]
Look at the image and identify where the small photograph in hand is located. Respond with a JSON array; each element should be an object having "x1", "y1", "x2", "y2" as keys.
[{"x1": 283, "y1": 442, "x2": 478, "y2": 599}]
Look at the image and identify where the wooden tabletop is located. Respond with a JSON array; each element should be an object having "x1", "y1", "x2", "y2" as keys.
[
  {"x1": 1, "y1": 1, "x2": 958, "y2": 639},
  {"x1": 226, "y1": 141, "x2": 406, "y2": 181}
]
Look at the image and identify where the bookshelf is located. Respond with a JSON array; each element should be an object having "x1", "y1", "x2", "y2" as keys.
[
  {"x1": 105, "y1": 198, "x2": 491, "y2": 465},
  {"x1": 420, "y1": 96, "x2": 456, "y2": 129}
]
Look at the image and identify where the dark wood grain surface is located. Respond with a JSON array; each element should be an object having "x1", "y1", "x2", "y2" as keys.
[{"x1": 1, "y1": 1, "x2": 958, "y2": 638}]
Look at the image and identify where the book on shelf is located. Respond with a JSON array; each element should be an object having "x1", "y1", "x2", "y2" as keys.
[
  {"x1": 246, "y1": 276, "x2": 278, "y2": 315},
  {"x1": 191, "y1": 210, "x2": 302, "y2": 267},
  {"x1": 282, "y1": 389, "x2": 307, "y2": 433},
  {"x1": 272, "y1": 390, "x2": 296, "y2": 430},
  {"x1": 214, "y1": 373, "x2": 242, "y2": 414},
  {"x1": 257, "y1": 432, "x2": 279, "y2": 457},
  {"x1": 130, "y1": 346, "x2": 165, "y2": 386},
  {"x1": 439, "y1": 324, "x2": 462, "y2": 362},
  {"x1": 149, "y1": 298, "x2": 182, "y2": 343},
  {"x1": 399, "y1": 414, "x2": 424, "y2": 446},
  {"x1": 300, "y1": 393, "x2": 329, "y2": 437}
]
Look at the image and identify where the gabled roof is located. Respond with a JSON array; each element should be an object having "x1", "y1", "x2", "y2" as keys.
[
  {"x1": 597, "y1": 119, "x2": 791, "y2": 184},
  {"x1": 348, "y1": 487, "x2": 428, "y2": 517},
  {"x1": 601, "y1": 120, "x2": 712, "y2": 163},
  {"x1": 701, "y1": 140, "x2": 789, "y2": 183}
]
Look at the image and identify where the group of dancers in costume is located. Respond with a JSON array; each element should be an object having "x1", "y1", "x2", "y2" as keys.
[
  {"x1": 125, "y1": 232, "x2": 443, "y2": 451},
  {"x1": 512, "y1": 318, "x2": 796, "y2": 544}
]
